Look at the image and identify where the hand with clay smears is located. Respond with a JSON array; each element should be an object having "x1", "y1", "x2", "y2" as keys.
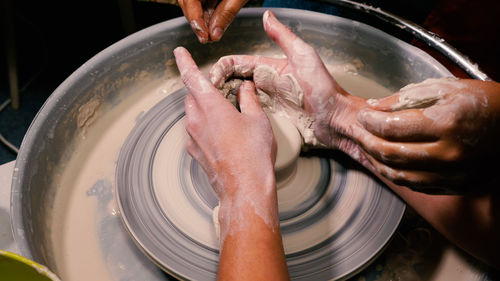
[
  {"x1": 209, "y1": 10, "x2": 366, "y2": 152},
  {"x1": 355, "y1": 78, "x2": 500, "y2": 193},
  {"x1": 178, "y1": 0, "x2": 248, "y2": 43},
  {"x1": 174, "y1": 46, "x2": 289, "y2": 281},
  {"x1": 174, "y1": 46, "x2": 276, "y2": 199}
]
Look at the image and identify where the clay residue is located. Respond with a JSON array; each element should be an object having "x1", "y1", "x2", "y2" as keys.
[
  {"x1": 382, "y1": 77, "x2": 459, "y2": 111},
  {"x1": 77, "y1": 97, "x2": 101, "y2": 136},
  {"x1": 219, "y1": 79, "x2": 243, "y2": 106},
  {"x1": 49, "y1": 41, "x2": 397, "y2": 281},
  {"x1": 217, "y1": 65, "x2": 319, "y2": 145}
]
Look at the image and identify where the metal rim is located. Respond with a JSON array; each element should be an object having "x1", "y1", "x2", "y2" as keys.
[
  {"x1": 319, "y1": 0, "x2": 490, "y2": 80},
  {"x1": 10, "y1": 7, "x2": 460, "y2": 273}
]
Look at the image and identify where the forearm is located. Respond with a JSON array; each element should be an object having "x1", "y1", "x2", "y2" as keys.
[
  {"x1": 384, "y1": 179, "x2": 500, "y2": 268},
  {"x1": 322, "y1": 91, "x2": 500, "y2": 268},
  {"x1": 217, "y1": 182, "x2": 289, "y2": 281}
]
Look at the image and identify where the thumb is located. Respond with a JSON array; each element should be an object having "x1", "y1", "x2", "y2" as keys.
[
  {"x1": 262, "y1": 10, "x2": 316, "y2": 65},
  {"x1": 209, "y1": 0, "x2": 247, "y2": 41},
  {"x1": 238, "y1": 81, "x2": 264, "y2": 116}
]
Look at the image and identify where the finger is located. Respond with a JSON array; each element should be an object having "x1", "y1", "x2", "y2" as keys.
[
  {"x1": 186, "y1": 137, "x2": 216, "y2": 182},
  {"x1": 184, "y1": 97, "x2": 214, "y2": 174},
  {"x1": 174, "y1": 47, "x2": 219, "y2": 99},
  {"x1": 184, "y1": 93, "x2": 198, "y2": 119},
  {"x1": 184, "y1": 93, "x2": 204, "y2": 136},
  {"x1": 209, "y1": 55, "x2": 286, "y2": 87},
  {"x1": 362, "y1": 151, "x2": 448, "y2": 192},
  {"x1": 262, "y1": 10, "x2": 318, "y2": 66},
  {"x1": 358, "y1": 108, "x2": 440, "y2": 141},
  {"x1": 208, "y1": 0, "x2": 248, "y2": 41},
  {"x1": 365, "y1": 93, "x2": 401, "y2": 111},
  {"x1": 238, "y1": 81, "x2": 265, "y2": 117},
  {"x1": 351, "y1": 125, "x2": 461, "y2": 168},
  {"x1": 336, "y1": 136, "x2": 452, "y2": 192},
  {"x1": 179, "y1": 0, "x2": 210, "y2": 43},
  {"x1": 366, "y1": 79, "x2": 452, "y2": 112}
]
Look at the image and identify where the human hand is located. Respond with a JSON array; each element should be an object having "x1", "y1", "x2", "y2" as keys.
[
  {"x1": 209, "y1": 10, "x2": 365, "y2": 148},
  {"x1": 356, "y1": 78, "x2": 500, "y2": 193},
  {"x1": 178, "y1": 0, "x2": 248, "y2": 43},
  {"x1": 174, "y1": 46, "x2": 276, "y2": 201},
  {"x1": 175, "y1": 47, "x2": 288, "y2": 278}
]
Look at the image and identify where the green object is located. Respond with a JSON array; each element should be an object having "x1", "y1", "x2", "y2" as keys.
[{"x1": 0, "y1": 250, "x2": 61, "y2": 281}]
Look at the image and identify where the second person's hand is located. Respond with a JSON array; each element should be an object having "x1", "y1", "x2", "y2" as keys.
[
  {"x1": 178, "y1": 0, "x2": 248, "y2": 43},
  {"x1": 174, "y1": 46, "x2": 276, "y2": 202},
  {"x1": 356, "y1": 78, "x2": 500, "y2": 193}
]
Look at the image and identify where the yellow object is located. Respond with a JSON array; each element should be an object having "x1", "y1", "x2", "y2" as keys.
[{"x1": 0, "y1": 250, "x2": 61, "y2": 281}]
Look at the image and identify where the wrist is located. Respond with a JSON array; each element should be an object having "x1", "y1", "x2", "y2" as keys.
[
  {"x1": 215, "y1": 158, "x2": 276, "y2": 198},
  {"x1": 217, "y1": 176, "x2": 279, "y2": 231},
  {"x1": 218, "y1": 171, "x2": 277, "y2": 204}
]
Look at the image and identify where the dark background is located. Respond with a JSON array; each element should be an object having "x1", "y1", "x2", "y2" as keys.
[
  {"x1": 0, "y1": 0, "x2": 499, "y2": 163},
  {"x1": 0, "y1": 0, "x2": 185, "y2": 163}
]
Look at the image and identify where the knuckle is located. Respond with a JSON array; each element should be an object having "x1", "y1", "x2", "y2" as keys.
[
  {"x1": 185, "y1": 118, "x2": 199, "y2": 134},
  {"x1": 359, "y1": 134, "x2": 378, "y2": 153},
  {"x1": 442, "y1": 146, "x2": 464, "y2": 163}
]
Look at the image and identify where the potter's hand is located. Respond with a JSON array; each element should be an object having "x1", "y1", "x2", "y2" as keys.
[
  {"x1": 174, "y1": 46, "x2": 276, "y2": 200},
  {"x1": 175, "y1": 46, "x2": 289, "y2": 280},
  {"x1": 356, "y1": 78, "x2": 500, "y2": 193},
  {"x1": 178, "y1": 0, "x2": 248, "y2": 43},
  {"x1": 210, "y1": 10, "x2": 363, "y2": 148}
]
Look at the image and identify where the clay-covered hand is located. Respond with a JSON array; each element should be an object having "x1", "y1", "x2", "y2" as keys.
[
  {"x1": 356, "y1": 78, "x2": 500, "y2": 193},
  {"x1": 209, "y1": 10, "x2": 365, "y2": 148},
  {"x1": 174, "y1": 46, "x2": 276, "y2": 200},
  {"x1": 178, "y1": 0, "x2": 248, "y2": 43}
]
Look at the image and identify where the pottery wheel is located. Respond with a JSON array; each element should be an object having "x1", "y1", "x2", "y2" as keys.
[{"x1": 116, "y1": 88, "x2": 405, "y2": 280}]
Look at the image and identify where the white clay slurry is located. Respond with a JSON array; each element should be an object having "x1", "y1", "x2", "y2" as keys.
[
  {"x1": 373, "y1": 77, "x2": 465, "y2": 111},
  {"x1": 50, "y1": 48, "x2": 402, "y2": 281},
  {"x1": 52, "y1": 77, "x2": 184, "y2": 281}
]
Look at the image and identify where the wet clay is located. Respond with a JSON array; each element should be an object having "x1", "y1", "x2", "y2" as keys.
[{"x1": 48, "y1": 51, "x2": 389, "y2": 281}]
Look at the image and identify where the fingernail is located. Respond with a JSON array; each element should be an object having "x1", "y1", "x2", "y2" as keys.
[
  {"x1": 263, "y1": 10, "x2": 270, "y2": 23},
  {"x1": 241, "y1": 80, "x2": 254, "y2": 90},
  {"x1": 263, "y1": 10, "x2": 273, "y2": 30},
  {"x1": 173, "y1": 46, "x2": 185, "y2": 57},
  {"x1": 211, "y1": 27, "x2": 223, "y2": 42},
  {"x1": 262, "y1": 10, "x2": 276, "y2": 28}
]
